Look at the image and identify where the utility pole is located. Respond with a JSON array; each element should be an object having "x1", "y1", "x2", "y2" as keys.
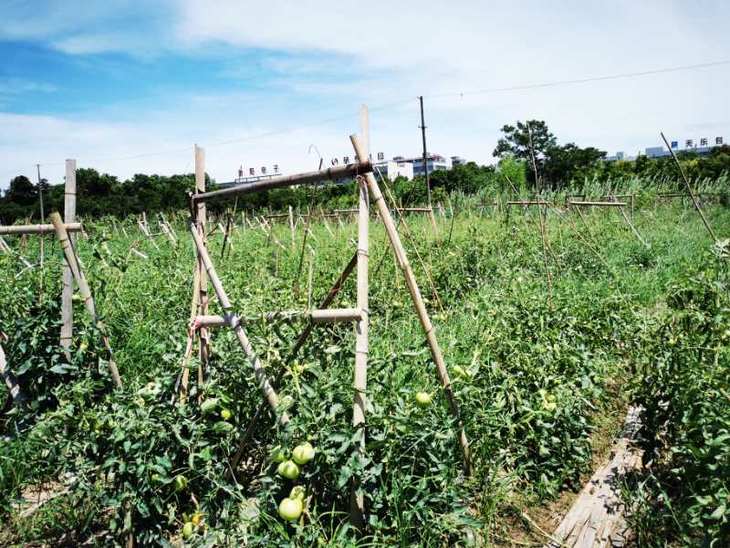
[
  {"x1": 36, "y1": 164, "x2": 45, "y2": 222},
  {"x1": 36, "y1": 164, "x2": 45, "y2": 292},
  {"x1": 419, "y1": 96, "x2": 432, "y2": 208}
]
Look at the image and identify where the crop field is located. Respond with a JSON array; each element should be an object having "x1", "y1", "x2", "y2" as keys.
[{"x1": 1, "y1": 189, "x2": 729, "y2": 546}]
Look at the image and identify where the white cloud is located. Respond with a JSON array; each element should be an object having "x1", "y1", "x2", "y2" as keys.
[{"x1": 1, "y1": 1, "x2": 730, "y2": 191}]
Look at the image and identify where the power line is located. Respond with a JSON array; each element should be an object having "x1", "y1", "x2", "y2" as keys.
[
  {"x1": 426, "y1": 59, "x2": 730, "y2": 99},
  {"x1": 2, "y1": 59, "x2": 728, "y2": 180}
]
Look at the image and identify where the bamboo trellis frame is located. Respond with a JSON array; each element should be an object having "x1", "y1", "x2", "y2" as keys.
[
  {"x1": 0, "y1": 206, "x2": 124, "y2": 391},
  {"x1": 179, "y1": 133, "x2": 471, "y2": 528},
  {"x1": 50, "y1": 213, "x2": 123, "y2": 388}
]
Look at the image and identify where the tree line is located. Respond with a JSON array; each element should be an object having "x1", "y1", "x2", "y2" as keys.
[{"x1": 2, "y1": 120, "x2": 729, "y2": 224}]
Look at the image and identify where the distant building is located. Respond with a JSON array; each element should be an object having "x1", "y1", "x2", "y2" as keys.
[
  {"x1": 372, "y1": 153, "x2": 460, "y2": 180},
  {"x1": 606, "y1": 151, "x2": 626, "y2": 161},
  {"x1": 373, "y1": 159, "x2": 414, "y2": 180},
  {"x1": 606, "y1": 135, "x2": 725, "y2": 162},
  {"x1": 645, "y1": 146, "x2": 668, "y2": 159},
  {"x1": 411, "y1": 154, "x2": 449, "y2": 177}
]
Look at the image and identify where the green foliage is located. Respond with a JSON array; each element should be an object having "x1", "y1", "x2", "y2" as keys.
[
  {"x1": 0, "y1": 195, "x2": 728, "y2": 545},
  {"x1": 624, "y1": 263, "x2": 730, "y2": 546}
]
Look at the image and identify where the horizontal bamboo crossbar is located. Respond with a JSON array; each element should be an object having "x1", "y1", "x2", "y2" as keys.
[
  {"x1": 192, "y1": 161, "x2": 373, "y2": 203},
  {"x1": 311, "y1": 308, "x2": 362, "y2": 323},
  {"x1": 0, "y1": 222, "x2": 83, "y2": 236},
  {"x1": 194, "y1": 308, "x2": 361, "y2": 328},
  {"x1": 659, "y1": 192, "x2": 724, "y2": 198},
  {"x1": 568, "y1": 200, "x2": 627, "y2": 207},
  {"x1": 507, "y1": 200, "x2": 551, "y2": 206},
  {"x1": 396, "y1": 207, "x2": 433, "y2": 213}
]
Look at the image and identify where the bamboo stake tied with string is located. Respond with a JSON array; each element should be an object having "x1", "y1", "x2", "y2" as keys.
[
  {"x1": 350, "y1": 134, "x2": 472, "y2": 474},
  {"x1": 50, "y1": 212, "x2": 123, "y2": 389}
]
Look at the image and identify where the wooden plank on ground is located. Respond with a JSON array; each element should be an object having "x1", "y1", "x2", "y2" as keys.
[{"x1": 547, "y1": 405, "x2": 643, "y2": 548}]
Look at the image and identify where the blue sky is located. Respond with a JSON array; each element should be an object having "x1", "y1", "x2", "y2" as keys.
[{"x1": 1, "y1": 0, "x2": 730, "y2": 188}]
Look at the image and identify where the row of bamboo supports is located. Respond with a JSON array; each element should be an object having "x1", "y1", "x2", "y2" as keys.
[{"x1": 0, "y1": 159, "x2": 124, "y2": 391}]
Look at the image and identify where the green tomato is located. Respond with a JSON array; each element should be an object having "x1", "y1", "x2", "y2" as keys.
[
  {"x1": 200, "y1": 398, "x2": 218, "y2": 414},
  {"x1": 278, "y1": 395, "x2": 294, "y2": 411},
  {"x1": 174, "y1": 474, "x2": 188, "y2": 492},
  {"x1": 220, "y1": 408, "x2": 232, "y2": 421},
  {"x1": 278, "y1": 497, "x2": 303, "y2": 521},
  {"x1": 277, "y1": 460, "x2": 300, "y2": 480},
  {"x1": 212, "y1": 421, "x2": 234, "y2": 434},
  {"x1": 415, "y1": 391, "x2": 432, "y2": 407},
  {"x1": 271, "y1": 446, "x2": 288, "y2": 463},
  {"x1": 292, "y1": 442, "x2": 315, "y2": 465},
  {"x1": 182, "y1": 521, "x2": 194, "y2": 538},
  {"x1": 289, "y1": 485, "x2": 306, "y2": 501}
]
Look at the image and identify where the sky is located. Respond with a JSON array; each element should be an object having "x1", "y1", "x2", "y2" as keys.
[{"x1": 1, "y1": 0, "x2": 729, "y2": 189}]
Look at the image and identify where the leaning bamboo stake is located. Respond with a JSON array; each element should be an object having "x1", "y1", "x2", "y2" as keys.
[
  {"x1": 660, "y1": 132, "x2": 718, "y2": 242},
  {"x1": 616, "y1": 202, "x2": 649, "y2": 248},
  {"x1": 179, "y1": 264, "x2": 201, "y2": 401},
  {"x1": 50, "y1": 212, "x2": 123, "y2": 388},
  {"x1": 0, "y1": 236, "x2": 33, "y2": 269},
  {"x1": 138, "y1": 219, "x2": 160, "y2": 250},
  {"x1": 130, "y1": 247, "x2": 148, "y2": 260},
  {"x1": 350, "y1": 134, "x2": 472, "y2": 473},
  {"x1": 290, "y1": 252, "x2": 358, "y2": 358},
  {"x1": 228, "y1": 252, "x2": 359, "y2": 472},
  {"x1": 189, "y1": 223, "x2": 288, "y2": 424}
]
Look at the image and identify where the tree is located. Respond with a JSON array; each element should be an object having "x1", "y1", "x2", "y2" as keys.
[
  {"x1": 4, "y1": 175, "x2": 37, "y2": 206},
  {"x1": 497, "y1": 156, "x2": 527, "y2": 193},
  {"x1": 493, "y1": 120, "x2": 557, "y2": 189},
  {"x1": 493, "y1": 120, "x2": 557, "y2": 160},
  {"x1": 543, "y1": 143, "x2": 606, "y2": 188}
]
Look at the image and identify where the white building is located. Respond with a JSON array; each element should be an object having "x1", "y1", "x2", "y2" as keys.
[
  {"x1": 373, "y1": 153, "x2": 457, "y2": 180},
  {"x1": 373, "y1": 159, "x2": 414, "y2": 180}
]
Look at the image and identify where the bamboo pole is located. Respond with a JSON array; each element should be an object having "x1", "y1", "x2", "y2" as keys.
[
  {"x1": 0, "y1": 236, "x2": 33, "y2": 269},
  {"x1": 195, "y1": 145, "x2": 210, "y2": 397},
  {"x1": 568, "y1": 200, "x2": 627, "y2": 207},
  {"x1": 354, "y1": 108, "x2": 371, "y2": 525},
  {"x1": 290, "y1": 252, "x2": 358, "y2": 358},
  {"x1": 130, "y1": 248, "x2": 148, "y2": 260},
  {"x1": 60, "y1": 160, "x2": 76, "y2": 359},
  {"x1": 350, "y1": 135, "x2": 472, "y2": 473},
  {"x1": 619, "y1": 204, "x2": 649, "y2": 248},
  {"x1": 351, "y1": 175, "x2": 369, "y2": 526},
  {"x1": 160, "y1": 220, "x2": 177, "y2": 244},
  {"x1": 194, "y1": 308, "x2": 362, "y2": 328},
  {"x1": 189, "y1": 223, "x2": 288, "y2": 424},
  {"x1": 538, "y1": 204, "x2": 553, "y2": 307},
  {"x1": 660, "y1": 132, "x2": 718, "y2": 242},
  {"x1": 193, "y1": 162, "x2": 372, "y2": 204},
  {"x1": 179, "y1": 264, "x2": 201, "y2": 401},
  {"x1": 0, "y1": 223, "x2": 83, "y2": 236},
  {"x1": 507, "y1": 200, "x2": 551, "y2": 207},
  {"x1": 227, "y1": 253, "x2": 359, "y2": 472},
  {"x1": 50, "y1": 213, "x2": 122, "y2": 388}
]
